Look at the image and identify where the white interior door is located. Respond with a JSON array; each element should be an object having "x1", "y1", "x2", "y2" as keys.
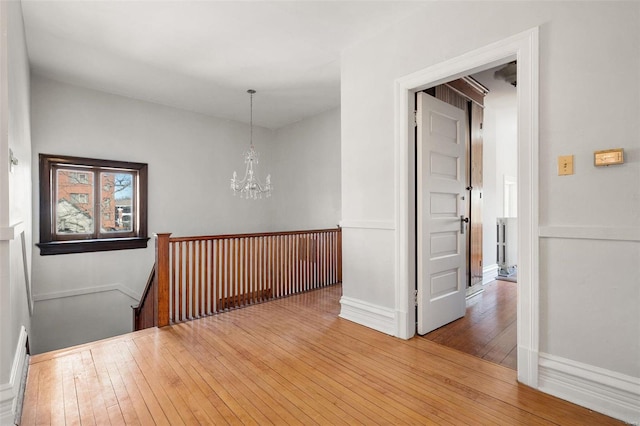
[{"x1": 417, "y1": 92, "x2": 467, "y2": 335}]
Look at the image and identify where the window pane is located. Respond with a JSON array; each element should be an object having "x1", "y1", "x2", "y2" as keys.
[
  {"x1": 100, "y1": 172, "x2": 134, "y2": 232},
  {"x1": 56, "y1": 169, "x2": 94, "y2": 234}
]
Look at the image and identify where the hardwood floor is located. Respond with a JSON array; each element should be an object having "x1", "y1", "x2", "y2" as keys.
[
  {"x1": 22, "y1": 283, "x2": 622, "y2": 425},
  {"x1": 423, "y1": 279, "x2": 518, "y2": 369}
]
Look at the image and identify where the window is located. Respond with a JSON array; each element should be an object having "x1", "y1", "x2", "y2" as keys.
[{"x1": 38, "y1": 154, "x2": 148, "y2": 255}]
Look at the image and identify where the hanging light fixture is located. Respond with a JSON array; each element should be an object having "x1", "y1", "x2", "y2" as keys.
[{"x1": 230, "y1": 89, "x2": 272, "y2": 199}]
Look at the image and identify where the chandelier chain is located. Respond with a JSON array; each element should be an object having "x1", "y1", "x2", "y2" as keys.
[{"x1": 249, "y1": 89, "x2": 253, "y2": 146}]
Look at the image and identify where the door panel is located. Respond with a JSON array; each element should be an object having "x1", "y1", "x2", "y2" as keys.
[
  {"x1": 417, "y1": 92, "x2": 467, "y2": 335},
  {"x1": 433, "y1": 81, "x2": 485, "y2": 290}
]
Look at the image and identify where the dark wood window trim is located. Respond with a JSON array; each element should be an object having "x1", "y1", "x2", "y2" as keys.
[{"x1": 37, "y1": 154, "x2": 149, "y2": 255}]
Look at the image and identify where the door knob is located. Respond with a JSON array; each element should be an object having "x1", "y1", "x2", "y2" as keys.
[{"x1": 460, "y1": 216, "x2": 469, "y2": 234}]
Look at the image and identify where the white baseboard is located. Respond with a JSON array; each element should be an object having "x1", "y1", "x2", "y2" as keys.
[
  {"x1": 482, "y1": 263, "x2": 500, "y2": 285},
  {"x1": 538, "y1": 353, "x2": 640, "y2": 424},
  {"x1": 0, "y1": 326, "x2": 28, "y2": 425},
  {"x1": 339, "y1": 296, "x2": 396, "y2": 336},
  {"x1": 33, "y1": 283, "x2": 139, "y2": 303}
]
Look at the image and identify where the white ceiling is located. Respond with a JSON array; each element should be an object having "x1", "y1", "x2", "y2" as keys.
[{"x1": 21, "y1": 1, "x2": 427, "y2": 129}]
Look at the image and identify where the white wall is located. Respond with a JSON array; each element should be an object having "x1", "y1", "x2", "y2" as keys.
[
  {"x1": 340, "y1": 1, "x2": 639, "y2": 417},
  {"x1": 30, "y1": 75, "x2": 277, "y2": 353},
  {"x1": 32, "y1": 289, "x2": 137, "y2": 352},
  {"x1": 481, "y1": 85, "x2": 518, "y2": 271},
  {"x1": 29, "y1": 75, "x2": 342, "y2": 354},
  {"x1": 0, "y1": 1, "x2": 33, "y2": 423},
  {"x1": 270, "y1": 108, "x2": 341, "y2": 231},
  {"x1": 481, "y1": 102, "x2": 498, "y2": 271}
]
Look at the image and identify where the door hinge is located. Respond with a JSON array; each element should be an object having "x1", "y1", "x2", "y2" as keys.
[
  {"x1": 480, "y1": 122, "x2": 483, "y2": 130},
  {"x1": 414, "y1": 110, "x2": 418, "y2": 127},
  {"x1": 414, "y1": 289, "x2": 419, "y2": 307}
]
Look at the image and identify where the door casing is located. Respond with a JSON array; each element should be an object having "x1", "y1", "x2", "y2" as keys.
[{"x1": 393, "y1": 27, "x2": 539, "y2": 387}]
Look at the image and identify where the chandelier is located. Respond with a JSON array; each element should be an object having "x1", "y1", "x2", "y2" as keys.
[{"x1": 230, "y1": 89, "x2": 272, "y2": 199}]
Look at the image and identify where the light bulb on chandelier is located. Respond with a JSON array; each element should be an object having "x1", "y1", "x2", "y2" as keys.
[{"x1": 230, "y1": 89, "x2": 272, "y2": 199}]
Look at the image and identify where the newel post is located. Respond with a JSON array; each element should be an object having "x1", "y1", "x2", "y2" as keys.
[{"x1": 155, "y1": 233, "x2": 172, "y2": 327}]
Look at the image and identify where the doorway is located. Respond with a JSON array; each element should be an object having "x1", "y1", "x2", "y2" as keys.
[
  {"x1": 416, "y1": 65, "x2": 518, "y2": 369},
  {"x1": 393, "y1": 28, "x2": 539, "y2": 387}
]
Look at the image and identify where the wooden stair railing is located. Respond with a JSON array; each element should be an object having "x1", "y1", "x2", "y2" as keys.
[
  {"x1": 134, "y1": 227, "x2": 342, "y2": 330},
  {"x1": 131, "y1": 264, "x2": 156, "y2": 330}
]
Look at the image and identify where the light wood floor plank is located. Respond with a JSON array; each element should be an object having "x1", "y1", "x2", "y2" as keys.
[
  {"x1": 269, "y1": 293, "x2": 515, "y2": 423},
  {"x1": 60, "y1": 354, "x2": 81, "y2": 426},
  {"x1": 22, "y1": 283, "x2": 623, "y2": 425},
  {"x1": 33, "y1": 357, "x2": 53, "y2": 426},
  {"x1": 267, "y1": 313, "x2": 530, "y2": 424},
  {"x1": 178, "y1": 326, "x2": 318, "y2": 425},
  {"x1": 424, "y1": 280, "x2": 518, "y2": 369},
  {"x1": 90, "y1": 346, "x2": 126, "y2": 425},
  {"x1": 241, "y1": 295, "x2": 536, "y2": 425},
  {"x1": 183, "y1": 322, "x2": 358, "y2": 425},
  {"x1": 156, "y1": 337, "x2": 260, "y2": 426},
  {"x1": 226, "y1": 305, "x2": 466, "y2": 424},
  {"x1": 207, "y1": 315, "x2": 392, "y2": 425},
  {"x1": 19, "y1": 361, "x2": 39, "y2": 425},
  {"x1": 109, "y1": 341, "x2": 156, "y2": 425},
  {"x1": 114, "y1": 341, "x2": 172, "y2": 426},
  {"x1": 120, "y1": 340, "x2": 187, "y2": 426},
  {"x1": 162, "y1": 328, "x2": 289, "y2": 425},
  {"x1": 143, "y1": 335, "x2": 240, "y2": 425},
  {"x1": 80, "y1": 349, "x2": 111, "y2": 425},
  {"x1": 190, "y1": 320, "x2": 392, "y2": 426},
  {"x1": 185, "y1": 322, "x2": 335, "y2": 425},
  {"x1": 48, "y1": 356, "x2": 66, "y2": 426},
  {"x1": 98, "y1": 346, "x2": 141, "y2": 425}
]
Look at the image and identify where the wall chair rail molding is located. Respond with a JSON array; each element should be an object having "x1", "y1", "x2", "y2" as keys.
[
  {"x1": 0, "y1": 221, "x2": 24, "y2": 241},
  {"x1": 539, "y1": 226, "x2": 640, "y2": 242}
]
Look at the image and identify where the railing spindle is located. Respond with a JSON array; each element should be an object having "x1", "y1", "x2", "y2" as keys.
[
  {"x1": 217, "y1": 239, "x2": 223, "y2": 312},
  {"x1": 270, "y1": 236, "x2": 273, "y2": 299},
  {"x1": 296, "y1": 236, "x2": 301, "y2": 295},
  {"x1": 171, "y1": 241, "x2": 176, "y2": 322},
  {"x1": 246, "y1": 238, "x2": 250, "y2": 305},
  {"x1": 214, "y1": 240, "x2": 218, "y2": 314},
  {"x1": 227, "y1": 238, "x2": 232, "y2": 310}
]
